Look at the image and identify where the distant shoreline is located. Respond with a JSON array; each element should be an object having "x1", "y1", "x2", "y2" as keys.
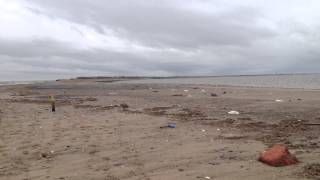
[
  {"x1": 1, "y1": 73, "x2": 319, "y2": 83},
  {"x1": 74, "y1": 73, "x2": 320, "y2": 80}
]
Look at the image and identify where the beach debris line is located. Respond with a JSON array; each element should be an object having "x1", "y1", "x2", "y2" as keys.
[
  {"x1": 258, "y1": 144, "x2": 299, "y2": 167},
  {"x1": 228, "y1": 111, "x2": 240, "y2": 115},
  {"x1": 172, "y1": 94, "x2": 184, "y2": 96}
]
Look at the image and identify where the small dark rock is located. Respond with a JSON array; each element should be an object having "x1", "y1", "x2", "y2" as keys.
[
  {"x1": 210, "y1": 93, "x2": 218, "y2": 97},
  {"x1": 120, "y1": 103, "x2": 129, "y2": 109},
  {"x1": 40, "y1": 153, "x2": 49, "y2": 158}
]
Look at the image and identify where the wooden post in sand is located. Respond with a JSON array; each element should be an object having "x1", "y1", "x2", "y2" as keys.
[{"x1": 50, "y1": 95, "x2": 56, "y2": 112}]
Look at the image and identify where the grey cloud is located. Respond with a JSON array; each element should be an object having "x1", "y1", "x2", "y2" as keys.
[
  {"x1": 25, "y1": 0, "x2": 276, "y2": 48},
  {"x1": 0, "y1": 38, "x2": 213, "y2": 78},
  {"x1": 1, "y1": 0, "x2": 320, "y2": 81}
]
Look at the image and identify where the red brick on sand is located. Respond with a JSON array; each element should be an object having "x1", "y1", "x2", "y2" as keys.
[{"x1": 258, "y1": 144, "x2": 299, "y2": 167}]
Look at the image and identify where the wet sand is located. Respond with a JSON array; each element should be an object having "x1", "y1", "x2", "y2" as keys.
[{"x1": 0, "y1": 79, "x2": 319, "y2": 180}]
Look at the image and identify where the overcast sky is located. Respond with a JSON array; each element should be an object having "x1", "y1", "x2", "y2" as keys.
[{"x1": 0, "y1": 0, "x2": 320, "y2": 80}]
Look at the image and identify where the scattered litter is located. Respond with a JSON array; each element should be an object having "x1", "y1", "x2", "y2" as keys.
[
  {"x1": 168, "y1": 123, "x2": 176, "y2": 128},
  {"x1": 50, "y1": 150, "x2": 55, "y2": 154},
  {"x1": 183, "y1": 90, "x2": 189, "y2": 92},
  {"x1": 196, "y1": 176, "x2": 211, "y2": 179},
  {"x1": 160, "y1": 123, "x2": 176, "y2": 129},
  {"x1": 217, "y1": 128, "x2": 221, "y2": 131},
  {"x1": 201, "y1": 89, "x2": 206, "y2": 93},
  {"x1": 258, "y1": 144, "x2": 299, "y2": 167},
  {"x1": 275, "y1": 99, "x2": 284, "y2": 102},
  {"x1": 201, "y1": 129, "x2": 206, "y2": 132},
  {"x1": 228, "y1": 111, "x2": 240, "y2": 115}
]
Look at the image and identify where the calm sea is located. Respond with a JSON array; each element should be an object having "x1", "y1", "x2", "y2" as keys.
[
  {"x1": 120, "y1": 74, "x2": 320, "y2": 89},
  {"x1": 0, "y1": 81, "x2": 45, "y2": 86}
]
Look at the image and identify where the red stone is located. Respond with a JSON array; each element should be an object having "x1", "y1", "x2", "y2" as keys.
[{"x1": 258, "y1": 144, "x2": 299, "y2": 167}]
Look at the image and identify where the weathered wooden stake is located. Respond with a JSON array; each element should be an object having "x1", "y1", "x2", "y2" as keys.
[{"x1": 50, "y1": 95, "x2": 56, "y2": 112}]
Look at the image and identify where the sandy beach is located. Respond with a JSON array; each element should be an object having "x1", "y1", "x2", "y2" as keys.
[{"x1": 0, "y1": 78, "x2": 319, "y2": 180}]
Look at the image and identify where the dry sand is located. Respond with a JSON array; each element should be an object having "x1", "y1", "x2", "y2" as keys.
[{"x1": 0, "y1": 79, "x2": 319, "y2": 180}]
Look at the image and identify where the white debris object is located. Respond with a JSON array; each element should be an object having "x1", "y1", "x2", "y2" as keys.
[
  {"x1": 228, "y1": 111, "x2": 240, "y2": 115},
  {"x1": 205, "y1": 176, "x2": 211, "y2": 179},
  {"x1": 201, "y1": 129, "x2": 206, "y2": 132},
  {"x1": 201, "y1": 89, "x2": 206, "y2": 92},
  {"x1": 275, "y1": 99, "x2": 284, "y2": 102},
  {"x1": 183, "y1": 90, "x2": 189, "y2": 92}
]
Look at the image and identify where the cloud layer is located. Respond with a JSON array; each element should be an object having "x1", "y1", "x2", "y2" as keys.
[{"x1": 0, "y1": 0, "x2": 320, "y2": 80}]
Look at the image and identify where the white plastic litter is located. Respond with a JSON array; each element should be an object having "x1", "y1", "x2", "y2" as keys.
[
  {"x1": 275, "y1": 99, "x2": 284, "y2": 102},
  {"x1": 201, "y1": 129, "x2": 206, "y2": 132},
  {"x1": 228, "y1": 111, "x2": 240, "y2": 115},
  {"x1": 183, "y1": 90, "x2": 189, "y2": 92},
  {"x1": 205, "y1": 176, "x2": 211, "y2": 179}
]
